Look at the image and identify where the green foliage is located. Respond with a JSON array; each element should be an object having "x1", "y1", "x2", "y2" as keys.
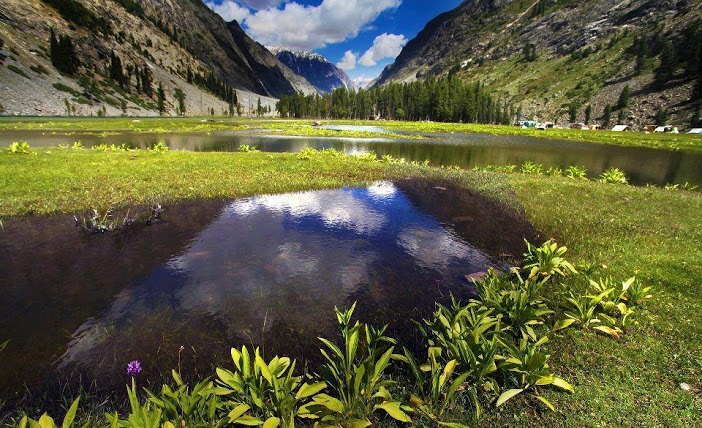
[
  {"x1": 278, "y1": 76, "x2": 513, "y2": 125},
  {"x1": 216, "y1": 346, "x2": 325, "y2": 427},
  {"x1": 149, "y1": 141, "x2": 169, "y2": 153},
  {"x1": 397, "y1": 347, "x2": 471, "y2": 426},
  {"x1": 521, "y1": 239, "x2": 577, "y2": 281},
  {"x1": 146, "y1": 372, "x2": 226, "y2": 427},
  {"x1": 476, "y1": 271, "x2": 554, "y2": 341},
  {"x1": 17, "y1": 397, "x2": 82, "y2": 428},
  {"x1": 616, "y1": 85, "x2": 630, "y2": 110},
  {"x1": 49, "y1": 29, "x2": 80, "y2": 75},
  {"x1": 7, "y1": 141, "x2": 31, "y2": 154},
  {"x1": 520, "y1": 161, "x2": 542, "y2": 175},
  {"x1": 29, "y1": 64, "x2": 49, "y2": 75},
  {"x1": 53, "y1": 82, "x2": 80, "y2": 96},
  {"x1": 654, "y1": 106, "x2": 668, "y2": 126},
  {"x1": 309, "y1": 302, "x2": 410, "y2": 425},
  {"x1": 42, "y1": 0, "x2": 111, "y2": 35},
  {"x1": 237, "y1": 145, "x2": 260, "y2": 153},
  {"x1": 496, "y1": 337, "x2": 573, "y2": 411},
  {"x1": 473, "y1": 164, "x2": 517, "y2": 173},
  {"x1": 564, "y1": 165, "x2": 587, "y2": 180},
  {"x1": 545, "y1": 166, "x2": 562, "y2": 176},
  {"x1": 106, "y1": 378, "x2": 171, "y2": 427},
  {"x1": 7, "y1": 64, "x2": 29, "y2": 78},
  {"x1": 415, "y1": 298, "x2": 503, "y2": 418},
  {"x1": 600, "y1": 167, "x2": 628, "y2": 185}
]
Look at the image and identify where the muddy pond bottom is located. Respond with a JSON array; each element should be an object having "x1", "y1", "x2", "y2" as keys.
[{"x1": 0, "y1": 181, "x2": 537, "y2": 411}]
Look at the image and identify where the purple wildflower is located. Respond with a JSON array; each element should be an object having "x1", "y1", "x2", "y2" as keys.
[{"x1": 126, "y1": 360, "x2": 142, "y2": 376}]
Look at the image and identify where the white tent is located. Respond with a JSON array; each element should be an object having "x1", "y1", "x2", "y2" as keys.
[
  {"x1": 688, "y1": 128, "x2": 702, "y2": 134},
  {"x1": 612, "y1": 125, "x2": 629, "y2": 131}
]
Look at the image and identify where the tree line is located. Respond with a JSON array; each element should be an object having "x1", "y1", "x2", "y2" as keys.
[{"x1": 277, "y1": 77, "x2": 513, "y2": 125}]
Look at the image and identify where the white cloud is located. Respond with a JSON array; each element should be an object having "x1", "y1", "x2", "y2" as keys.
[
  {"x1": 337, "y1": 50, "x2": 357, "y2": 70},
  {"x1": 351, "y1": 76, "x2": 374, "y2": 89},
  {"x1": 358, "y1": 33, "x2": 407, "y2": 66},
  {"x1": 243, "y1": 0, "x2": 402, "y2": 51},
  {"x1": 239, "y1": 0, "x2": 287, "y2": 9},
  {"x1": 206, "y1": 1, "x2": 251, "y2": 22}
]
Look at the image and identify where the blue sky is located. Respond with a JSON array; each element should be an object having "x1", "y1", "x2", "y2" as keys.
[{"x1": 205, "y1": 0, "x2": 463, "y2": 84}]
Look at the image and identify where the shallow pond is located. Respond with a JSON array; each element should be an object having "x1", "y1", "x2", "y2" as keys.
[
  {"x1": 2, "y1": 129, "x2": 701, "y2": 186},
  {"x1": 0, "y1": 181, "x2": 537, "y2": 411}
]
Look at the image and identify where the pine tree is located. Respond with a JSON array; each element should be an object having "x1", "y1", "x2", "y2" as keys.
[
  {"x1": 617, "y1": 85, "x2": 630, "y2": 110},
  {"x1": 174, "y1": 88, "x2": 186, "y2": 116},
  {"x1": 584, "y1": 104, "x2": 592, "y2": 124},
  {"x1": 654, "y1": 106, "x2": 668, "y2": 126},
  {"x1": 50, "y1": 30, "x2": 79, "y2": 75},
  {"x1": 603, "y1": 104, "x2": 612, "y2": 128},
  {"x1": 655, "y1": 40, "x2": 676, "y2": 89},
  {"x1": 568, "y1": 104, "x2": 578, "y2": 123},
  {"x1": 157, "y1": 82, "x2": 166, "y2": 115},
  {"x1": 617, "y1": 109, "x2": 625, "y2": 125}
]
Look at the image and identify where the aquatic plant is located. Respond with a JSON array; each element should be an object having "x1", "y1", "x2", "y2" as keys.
[
  {"x1": 7, "y1": 141, "x2": 30, "y2": 154},
  {"x1": 473, "y1": 164, "x2": 517, "y2": 173},
  {"x1": 600, "y1": 167, "x2": 628, "y2": 185},
  {"x1": 147, "y1": 371, "x2": 227, "y2": 427}
]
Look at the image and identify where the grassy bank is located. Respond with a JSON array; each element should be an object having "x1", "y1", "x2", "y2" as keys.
[
  {"x1": 2, "y1": 117, "x2": 702, "y2": 151},
  {"x1": 1, "y1": 149, "x2": 701, "y2": 426}
]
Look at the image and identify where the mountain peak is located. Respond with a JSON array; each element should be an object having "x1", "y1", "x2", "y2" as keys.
[{"x1": 271, "y1": 49, "x2": 352, "y2": 93}]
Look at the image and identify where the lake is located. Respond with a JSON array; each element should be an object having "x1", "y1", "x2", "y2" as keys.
[
  {"x1": 0, "y1": 180, "x2": 537, "y2": 411},
  {"x1": 1, "y1": 129, "x2": 701, "y2": 186}
]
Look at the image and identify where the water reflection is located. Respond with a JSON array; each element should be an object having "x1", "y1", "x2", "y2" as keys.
[{"x1": 0, "y1": 183, "x2": 498, "y2": 407}]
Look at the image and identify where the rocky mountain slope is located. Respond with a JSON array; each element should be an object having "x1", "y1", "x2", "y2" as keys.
[
  {"x1": 0, "y1": 0, "x2": 316, "y2": 116},
  {"x1": 269, "y1": 47, "x2": 352, "y2": 94},
  {"x1": 374, "y1": 0, "x2": 702, "y2": 127}
]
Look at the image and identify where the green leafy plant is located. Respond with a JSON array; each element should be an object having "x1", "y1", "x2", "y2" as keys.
[
  {"x1": 305, "y1": 302, "x2": 410, "y2": 426},
  {"x1": 217, "y1": 346, "x2": 326, "y2": 427},
  {"x1": 237, "y1": 144, "x2": 260, "y2": 153},
  {"x1": 600, "y1": 167, "x2": 628, "y2": 184},
  {"x1": 620, "y1": 277, "x2": 653, "y2": 306},
  {"x1": 146, "y1": 371, "x2": 227, "y2": 427},
  {"x1": 7, "y1": 141, "x2": 31, "y2": 154},
  {"x1": 398, "y1": 347, "x2": 471, "y2": 427},
  {"x1": 476, "y1": 270, "x2": 554, "y2": 341},
  {"x1": 520, "y1": 161, "x2": 543, "y2": 175},
  {"x1": 496, "y1": 336, "x2": 573, "y2": 411},
  {"x1": 555, "y1": 290, "x2": 622, "y2": 338},
  {"x1": 564, "y1": 165, "x2": 587, "y2": 180},
  {"x1": 545, "y1": 166, "x2": 563, "y2": 176},
  {"x1": 416, "y1": 299, "x2": 503, "y2": 418},
  {"x1": 17, "y1": 398, "x2": 83, "y2": 428},
  {"x1": 149, "y1": 141, "x2": 169, "y2": 153},
  {"x1": 521, "y1": 240, "x2": 577, "y2": 281},
  {"x1": 107, "y1": 379, "x2": 175, "y2": 428}
]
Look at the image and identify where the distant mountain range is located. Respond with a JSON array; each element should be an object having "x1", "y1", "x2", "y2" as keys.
[
  {"x1": 373, "y1": 0, "x2": 702, "y2": 126},
  {"x1": 269, "y1": 47, "x2": 351, "y2": 94}
]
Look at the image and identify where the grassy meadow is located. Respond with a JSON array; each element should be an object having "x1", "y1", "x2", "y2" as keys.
[{"x1": 0, "y1": 126, "x2": 701, "y2": 426}]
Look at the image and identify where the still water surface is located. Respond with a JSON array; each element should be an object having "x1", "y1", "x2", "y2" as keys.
[
  {"x1": 2, "y1": 129, "x2": 701, "y2": 186},
  {"x1": 0, "y1": 182, "x2": 511, "y2": 408}
]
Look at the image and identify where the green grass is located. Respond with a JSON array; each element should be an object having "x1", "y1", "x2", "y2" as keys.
[{"x1": 1, "y1": 144, "x2": 701, "y2": 426}]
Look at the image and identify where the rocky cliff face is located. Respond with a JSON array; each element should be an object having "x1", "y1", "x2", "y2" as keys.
[
  {"x1": 374, "y1": 0, "x2": 702, "y2": 126},
  {"x1": 0, "y1": 0, "x2": 315, "y2": 116},
  {"x1": 270, "y1": 47, "x2": 352, "y2": 94}
]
